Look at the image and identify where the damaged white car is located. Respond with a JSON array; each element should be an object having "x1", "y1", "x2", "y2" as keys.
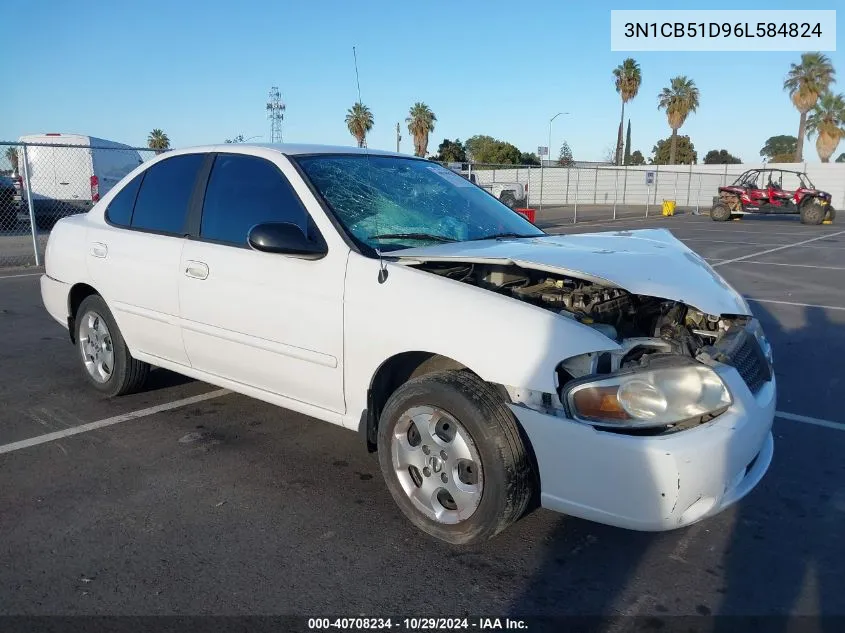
[{"x1": 40, "y1": 145, "x2": 776, "y2": 545}]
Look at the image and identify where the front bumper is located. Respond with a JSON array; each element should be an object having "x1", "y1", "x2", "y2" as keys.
[{"x1": 511, "y1": 365, "x2": 775, "y2": 531}]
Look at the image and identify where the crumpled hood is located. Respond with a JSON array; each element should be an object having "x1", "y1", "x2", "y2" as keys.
[{"x1": 393, "y1": 228, "x2": 750, "y2": 316}]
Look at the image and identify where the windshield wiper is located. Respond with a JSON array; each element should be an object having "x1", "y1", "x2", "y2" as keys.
[
  {"x1": 470, "y1": 232, "x2": 541, "y2": 241},
  {"x1": 369, "y1": 233, "x2": 457, "y2": 243}
]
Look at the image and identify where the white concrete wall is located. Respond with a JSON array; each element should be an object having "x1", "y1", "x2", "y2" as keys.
[{"x1": 468, "y1": 163, "x2": 845, "y2": 209}]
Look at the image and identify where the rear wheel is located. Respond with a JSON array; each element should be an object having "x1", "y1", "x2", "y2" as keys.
[
  {"x1": 710, "y1": 203, "x2": 732, "y2": 222},
  {"x1": 800, "y1": 201, "x2": 825, "y2": 225},
  {"x1": 377, "y1": 370, "x2": 533, "y2": 545},
  {"x1": 75, "y1": 295, "x2": 150, "y2": 397},
  {"x1": 499, "y1": 191, "x2": 517, "y2": 209}
]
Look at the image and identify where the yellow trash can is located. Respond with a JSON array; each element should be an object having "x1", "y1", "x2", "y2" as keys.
[{"x1": 662, "y1": 200, "x2": 676, "y2": 216}]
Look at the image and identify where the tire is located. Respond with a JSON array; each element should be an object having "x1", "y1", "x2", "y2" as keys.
[
  {"x1": 499, "y1": 191, "x2": 517, "y2": 209},
  {"x1": 800, "y1": 201, "x2": 825, "y2": 225},
  {"x1": 824, "y1": 206, "x2": 836, "y2": 223},
  {"x1": 377, "y1": 370, "x2": 533, "y2": 545},
  {"x1": 710, "y1": 203, "x2": 732, "y2": 222},
  {"x1": 75, "y1": 295, "x2": 150, "y2": 397}
]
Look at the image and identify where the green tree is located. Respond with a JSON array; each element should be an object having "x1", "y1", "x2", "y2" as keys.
[
  {"x1": 651, "y1": 135, "x2": 697, "y2": 165},
  {"x1": 519, "y1": 152, "x2": 540, "y2": 166},
  {"x1": 5, "y1": 146, "x2": 18, "y2": 173},
  {"x1": 464, "y1": 135, "x2": 522, "y2": 164},
  {"x1": 432, "y1": 138, "x2": 466, "y2": 163},
  {"x1": 613, "y1": 58, "x2": 642, "y2": 165},
  {"x1": 225, "y1": 134, "x2": 246, "y2": 144},
  {"x1": 784, "y1": 52, "x2": 836, "y2": 162},
  {"x1": 623, "y1": 119, "x2": 632, "y2": 166},
  {"x1": 406, "y1": 102, "x2": 436, "y2": 157},
  {"x1": 345, "y1": 102, "x2": 374, "y2": 148},
  {"x1": 760, "y1": 135, "x2": 798, "y2": 162},
  {"x1": 806, "y1": 91, "x2": 845, "y2": 163},
  {"x1": 558, "y1": 141, "x2": 574, "y2": 167},
  {"x1": 703, "y1": 149, "x2": 742, "y2": 164},
  {"x1": 657, "y1": 76, "x2": 700, "y2": 164},
  {"x1": 147, "y1": 129, "x2": 170, "y2": 152},
  {"x1": 628, "y1": 150, "x2": 646, "y2": 166}
]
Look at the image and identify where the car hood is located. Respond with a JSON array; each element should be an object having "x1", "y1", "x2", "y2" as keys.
[{"x1": 393, "y1": 228, "x2": 750, "y2": 316}]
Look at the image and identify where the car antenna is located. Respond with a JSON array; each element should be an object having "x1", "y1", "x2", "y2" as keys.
[{"x1": 353, "y1": 45, "x2": 388, "y2": 284}]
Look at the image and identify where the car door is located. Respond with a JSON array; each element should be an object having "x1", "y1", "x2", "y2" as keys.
[
  {"x1": 178, "y1": 152, "x2": 347, "y2": 413},
  {"x1": 87, "y1": 152, "x2": 208, "y2": 366}
]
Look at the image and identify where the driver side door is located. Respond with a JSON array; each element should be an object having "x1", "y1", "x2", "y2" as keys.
[{"x1": 177, "y1": 152, "x2": 348, "y2": 414}]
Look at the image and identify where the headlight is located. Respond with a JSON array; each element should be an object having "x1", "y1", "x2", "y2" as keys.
[{"x1": 564, "y1": 361, "x2": 732, "y2": 429}]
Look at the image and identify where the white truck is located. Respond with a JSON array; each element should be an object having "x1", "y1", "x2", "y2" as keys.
[
  {"x1": 446, "y1": 164, "x2": 527, "y2": 209},
  {"x1": 16, "y1": 133, "x2": 144, "y2": 229}
]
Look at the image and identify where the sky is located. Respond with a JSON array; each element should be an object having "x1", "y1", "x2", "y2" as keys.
[{"x1": 2, "y1": 0, "x2": 843, "y2": 163}]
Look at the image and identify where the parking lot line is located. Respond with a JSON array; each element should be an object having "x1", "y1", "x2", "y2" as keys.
[
  {"x1": 0, "y1": 389, "x2": 230, "y2": 455},
  {"x1": 746, "y1": 297, "x2": 845, "y2": 311},
  {"x1": 665, "y1": 226, "x2": 823, "y2": 238},
  {"x1": 776, "y1": 411, "x2": 845, "y2": 431},
  {"x1": 712, "y1": 229, "x2": 845, "y2": 267},
  {"x1": 0, "y1": 272, "x2": 42, "y2": 280},
  {"x1": 733, "y1": 261, "x2": 845, "y2": 271}
]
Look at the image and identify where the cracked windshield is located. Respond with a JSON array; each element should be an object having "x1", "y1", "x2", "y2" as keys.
[{"x1": 295, "y1": 155, "x2": 543, "y2": 252}]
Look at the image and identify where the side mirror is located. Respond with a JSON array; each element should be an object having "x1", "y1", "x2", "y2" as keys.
[{"x1": 247, "y1": 222, "x2": 327, "y2": 259}]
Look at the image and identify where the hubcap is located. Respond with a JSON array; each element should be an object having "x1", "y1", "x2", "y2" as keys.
[
  {"x1": 78, "y1": 311, "x2": 114, "y2": 383},
  {"x1": 391, "y1": 405, "x2": 483, "y2": 524}
]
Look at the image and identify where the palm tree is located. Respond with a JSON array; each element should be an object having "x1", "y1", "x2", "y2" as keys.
[
  {"x1": 784, "y1": 52, "x2": 836, "y2": 162},
  {"x1": 807, "y1": 91, "x2": 845, "y2": 162},
  {"x1": 406, "y1": 103, "x2": 437, "y2": 157},
  {"x1": 345, "y1": 102, "x2": 374, "y2": 148},
  {"x1": 613, "y1": 58, "x2": 641, "y2": 165},
  {"x1": 657, "y1": 76, "x2": 700, "y2": 165},
  {"x1": 5, "y1": 146, "x2": 18, "y2": 173},
  {"x1": 147, "y1": 129, "x2": 170, "y2": 153}
]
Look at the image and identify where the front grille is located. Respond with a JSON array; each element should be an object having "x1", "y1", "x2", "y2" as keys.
[{"x1": 712, "y1": 327, "x2": 772, "y2": 394}]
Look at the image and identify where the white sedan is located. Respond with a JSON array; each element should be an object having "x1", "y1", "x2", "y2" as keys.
[{"x1": 40, "y1": 144, "x2": 776, "y2": 544}]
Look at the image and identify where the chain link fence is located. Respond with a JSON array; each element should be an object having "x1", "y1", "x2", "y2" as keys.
[
  {"x1": 1, "y1": 141, "x2": 156, "y2": 268},
  {"x1": 3, "y1": 145, "x2": 845, "y2": 269},
  {"x1": 455, "y1": 161, "x2": 845, "y2": 229}
]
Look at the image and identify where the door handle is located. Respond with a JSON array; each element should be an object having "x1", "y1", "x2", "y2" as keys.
[
  {"x1": 184, "y1": 260, "x2": 209, "y2": 280},
  {"x1": 90, "y1": 242, "x2": 108, "y2": 258}
]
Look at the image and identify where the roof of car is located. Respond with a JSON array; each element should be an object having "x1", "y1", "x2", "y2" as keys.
[{"x1": 168, "y1": 143, "x2": 415, "y2": 158}]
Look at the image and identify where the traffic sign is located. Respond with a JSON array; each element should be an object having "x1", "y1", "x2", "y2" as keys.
[
  {"x1": 538, "y1": 146, "x2": 549, "y2": 156},
  {"x1": 646, "y1": 171, "x2": 656, "y2": 186}
]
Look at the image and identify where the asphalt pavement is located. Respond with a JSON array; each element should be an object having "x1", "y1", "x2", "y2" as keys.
[{"x1": 1, "y1": 213, "x2": 844, "y2": 628}]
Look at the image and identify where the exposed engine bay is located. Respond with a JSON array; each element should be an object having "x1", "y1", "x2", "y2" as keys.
[{"x1": 412, "y1": 261, "x2": 752, "y2": 376}]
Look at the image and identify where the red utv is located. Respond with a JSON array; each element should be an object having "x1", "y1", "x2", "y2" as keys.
[{"x1": 710, "y1": 168, "x2": 835, "y2": 225}]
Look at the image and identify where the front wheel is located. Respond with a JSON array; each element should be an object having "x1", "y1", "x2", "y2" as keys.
[
  {"x1": 75, "y1": 295, "x2": 150, "y2": 397},
  {"x1": 800, "y1": 201, "x2": 825, "y2": 225},
  {"x1": 377, "y1": 370, "x2": 533, "y2": 545},
  {"x1": 710, "y1": 203, "x2": 732, "y2": 222}
]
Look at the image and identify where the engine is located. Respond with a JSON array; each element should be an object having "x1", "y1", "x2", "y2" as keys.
[{"x1": 413, "y1": 262, "x2": 748, "y2": 361}]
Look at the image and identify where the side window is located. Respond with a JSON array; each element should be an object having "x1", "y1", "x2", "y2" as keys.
[
  {"x1": 105, "y1": 172, "x2": 144, "y2": 227},
  {"x1": 131, "y1": 153, "x2": 205, "y2": 234},
  {"x1": 200, "y1": 154, "x2": 310, "y2": 246}
]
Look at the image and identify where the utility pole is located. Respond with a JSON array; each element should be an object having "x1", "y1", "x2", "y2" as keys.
[
  {"x1": 396, "y1": 122, "x2": 401, "y2": 153},
  {"x1": 266, "y1": 86, "x2": 286, "y2": 143}
]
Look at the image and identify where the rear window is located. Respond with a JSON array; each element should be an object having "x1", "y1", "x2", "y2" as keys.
[
  {"x1": 131, "y1": 154, "x2": 205, "y2": 234},
  {"x1": 105, "y1": 173, "x2": 143, "y2": 227}
]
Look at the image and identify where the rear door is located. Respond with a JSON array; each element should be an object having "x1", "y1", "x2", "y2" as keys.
[{"x1": 87, "y1": 152, "x2": 208, "y2": 366}]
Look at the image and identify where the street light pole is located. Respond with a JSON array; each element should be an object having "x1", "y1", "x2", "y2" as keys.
[{"x1": 540, "y1": 112, "x2": 568, "y2": 214}]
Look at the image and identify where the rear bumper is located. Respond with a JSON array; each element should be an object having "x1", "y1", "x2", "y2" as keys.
[
  {"x1": 511, "y1": 365, "x2": 775, "y2": 531},
  {"x1": 40, "y1": 274, "x2": 70, "y2": 330}
]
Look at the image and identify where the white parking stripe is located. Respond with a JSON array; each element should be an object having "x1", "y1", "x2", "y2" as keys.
[
  {"x1": 0, "y1": 389, "x2": 230, "y2": 455},
  {"x1": 712, "y1": 229, "x2": 845, "y2": 267},
  {"x1": 0, "y1": 272, "x2": 42, "y2": 280},
  {"x1": 746, "y1": 297, "x2": 845, "y2": 311},
  {"x1": 776, "y1": 411, "x2": 845, "y2": 431},
  {"x1": 734, "y1": 261, "x2": 845, "y2": 271}
]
